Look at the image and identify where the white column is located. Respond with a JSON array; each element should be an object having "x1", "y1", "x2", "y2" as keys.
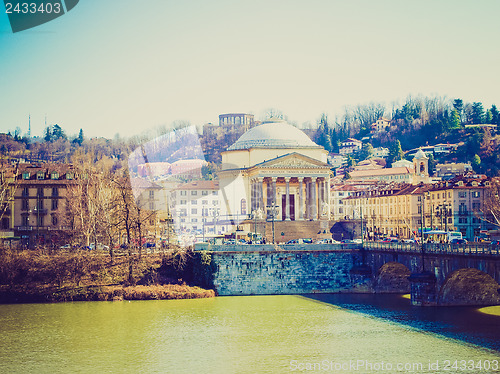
[
  {"x1": 311, "y1": 177, "x2": 318, "y2": 220},
  {"x1": 258, "y1": 177, "x2": 264, "y2": 210},
  {"x1": 285, "y1": 177, "x2": 291, "y2": 220},
  {"x1": 298, "y1": 177, "x2": 304, "y2": 220}
]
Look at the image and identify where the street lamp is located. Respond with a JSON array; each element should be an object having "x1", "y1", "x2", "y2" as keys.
[
  {"x1": 252, "y1": 209, "x2": 258, "y2": 242},
  {"x1": 266, "y1": 201, "x2": 279, "y2": 244}
]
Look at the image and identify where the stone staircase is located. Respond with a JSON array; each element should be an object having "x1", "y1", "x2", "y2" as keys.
[{"x1": 261, "y1": 220, "x2": 332, "y2": 243}]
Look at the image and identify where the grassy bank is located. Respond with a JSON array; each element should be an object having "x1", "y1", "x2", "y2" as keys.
[{"x1": 0, "y1": 248, "x2": 215, "y2": 303}]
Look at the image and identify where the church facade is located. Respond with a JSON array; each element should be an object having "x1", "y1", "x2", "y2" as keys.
[{"x1": 219, "y1": 120, "x2": 332, "y2": 223}]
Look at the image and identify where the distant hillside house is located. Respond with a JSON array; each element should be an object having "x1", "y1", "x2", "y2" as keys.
[
  {"x1": 339, "y1": 138, "x2": 362, "y2": 155},
  {"x1": 372, "y1": 147, "x2": 389, "y2": 158},
  {"x1": 328, "y1": 153, "x2": 346, "y2": 168},
  {"x1": 435, "y1": 163, "x2": 473, "y2": 179},
  {"x1": 370, "y1": 117, "x2": 391, "y2": 133},
  {"x1": 406, "y1": 143, "x2": 459, "y2": 158}
]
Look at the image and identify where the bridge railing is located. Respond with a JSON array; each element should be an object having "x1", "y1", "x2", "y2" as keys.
[{"x1": 363, "y1": 241, "x2": 500, "y2": 256}]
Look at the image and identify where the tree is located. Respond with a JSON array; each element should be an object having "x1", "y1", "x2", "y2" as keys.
[
  {"x1": 490, "y1": 105, "x2": 500, "y2": 125},
  {"x1": 453, "y1": 98, "x2": 464, "y2": 123},
  {"x1": 72, "y1": 129, "x2": 84, "y2": 146},
  {"x1": 52, "y1": 124, "x2": 66, "y2": 141},
  {"x1": 471, "y1": 102, "x2": 485, "y2": 124},
  {"x1": 471, "y1": 154, "x2": 481, "y2": 171},
  {"x1": 388, "y1": 140, "x2": 404, "y2": 165},
  {"x1": 44, "y1": 127, "x2": 52, "y2": 142},
  {"x1": 315, "y1": 114, "x2": 332, "y2": 152},
  {"x1": 483, "y1": 179, "x2": 500, "y2": 227},
  {"x1": 358, "y1": 143, "x2": 373, "y2": 160}
]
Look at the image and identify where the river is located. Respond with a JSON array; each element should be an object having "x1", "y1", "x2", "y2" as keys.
[{"x1": 0, "y1": 295, "x2": 498, "y2": 373}]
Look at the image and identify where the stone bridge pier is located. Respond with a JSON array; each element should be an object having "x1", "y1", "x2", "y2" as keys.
[{"x1": 354, "y1": 246, "x2": 500, "y2": 306}]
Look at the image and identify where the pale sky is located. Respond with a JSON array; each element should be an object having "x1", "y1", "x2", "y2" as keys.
[{"x1": 1, "y1": 0, "x2": 499, "y2": 139}]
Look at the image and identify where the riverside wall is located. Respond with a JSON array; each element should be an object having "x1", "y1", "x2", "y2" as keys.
[{"x1": 208, "y1": 249, "x2": 358, "y2": 296}]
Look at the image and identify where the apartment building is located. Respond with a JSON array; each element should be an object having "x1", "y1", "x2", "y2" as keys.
[
  {"x1": 170, "y1": 180, "x2": 223, "y2": 236},
  {"x1": 12, "y1": 163, "x2": 77, "y2": 247},
  {"x1": 340, "y1": 177, "x2": 495, "y2": 241}
]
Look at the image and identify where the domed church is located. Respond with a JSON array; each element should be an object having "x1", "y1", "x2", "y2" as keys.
[{"x1": 219, "y1": 119, "x2": 332, "y2": 234}]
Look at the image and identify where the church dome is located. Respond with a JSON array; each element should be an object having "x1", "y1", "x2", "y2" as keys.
[{"x1": 227, "y1": 120, "x2": 319, "y2": 150}]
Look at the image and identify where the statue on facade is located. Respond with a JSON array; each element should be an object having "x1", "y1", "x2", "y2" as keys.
[
  {"x1": 321, "y1": 201, "x2": 330, "y2": 217},
  {"x1": 256, "y1": 207, "x2": 264, "y2": 220}
]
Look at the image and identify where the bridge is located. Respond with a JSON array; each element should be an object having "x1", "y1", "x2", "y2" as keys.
[{"x1": 195, "y1": 242, "x2": 500, "y2": 306}]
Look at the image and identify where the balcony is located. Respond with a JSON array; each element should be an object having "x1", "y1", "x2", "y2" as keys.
[{"x1": 15, "y1": 226, "x2": 33, "y2": 231}]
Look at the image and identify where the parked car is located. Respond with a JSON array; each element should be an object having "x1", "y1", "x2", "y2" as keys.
[
  {"x1": 59, "y1": 244, "x2": 71, "y2": 249},
  {"x1": 286, "y1": 239, "x2": 298, "y2": 244},
  {"x1": 89, "y1": 243, "x2": 110, "y2": 250},
  {"x1": 490, "y1": 240, "x2": 500, "y2": 246},
  {"x1": 381, "y1": 237, "x2": 399, "y2": 243},
  {"x1": 401, "y1": 239, "x2": 416, "y2": 243},
  {"x1": 450, "y1": 238, "x2": 467, "y2": 245}
]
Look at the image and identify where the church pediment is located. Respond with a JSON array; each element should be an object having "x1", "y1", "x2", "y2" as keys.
[{"x1": 253, "y1": 153, "x2": 329, "y2": 170}]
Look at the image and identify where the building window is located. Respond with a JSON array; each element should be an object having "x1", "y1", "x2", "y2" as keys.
[
  {"x1": 191, "y1": 208, "x2": 197, "y2": 214},
  {"x1": 22, "y1": 187, "x2": 29, "y2": 197},
  {"x1": 241, "y1": 198, "x2": 247, "y2": 215},
  {"x1": 191, "y1": 191, "x2": 197, "y2": 196},
  {"x1": 472, "y1": 202, "x2": 481, "y2": 210},
  {"x1": 459, "y1": 217, "x2": 468, "y2": 224},
  {"x1": 22, "y1": 172, "x2": 30, "y2": 180},
  {"x1": 52, "y1": 216, "x2": 58, "y2": 226},
  {"x1": 191, "y1": 218, "x2": 197, "y2": 223},
  {"x1": 472, "y1": 191, "x2": 480, "y2": 198},
  {"x1": 180, "y1": 200, "x2": 186, "y2": 205},
  {"x1": 37, "y1": 215, "x2": 44, "y2": 227},
  {"x1": 149, "y1": 190, "x2": 154, "y2": 199},
  {"x1": 180, "y1": 191, "x2": 187, "y2": 196},
  {"x1": 66, "y1": 173, "x2": 73, "y2": 180},
  {"x1": 149, "y1": 202, "x2": 155, "y2": 210},
  {"x1": 22, "y1": 215, "x2": 29, "y2": 226},
  {"x1": 52, "y1": 188, "x2": 58, "y2": 197},
  {"x1": 22, "y1": 199, "x2": 29, "y2": 211},
  {"x1": 202, "y1": 191, "x2": 208, "y2": 196},
  {"x1": 51, "y1": 172, "x2": 59, "y2": 180},
  {"x1": 191, "y1": 200, "x2": 197, "y2": 205},
  {"x1": 51, "y1": 199, "x2": 58, "y2": 210},
  {"x1": 212, "y1": 191, "x2": 218, "y2": 195},
  {"x1": 37, "y1": 172, "x2": 44, "y2": 180},
  {"x1": 37, "y1": 188, "x2": 44, "y2": 197},
  {"x1": 458, "y1": 191, "x2": 466, "y2": 198}
]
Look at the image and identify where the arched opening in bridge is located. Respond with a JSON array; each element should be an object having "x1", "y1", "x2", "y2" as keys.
[
  {"x1": 438, "y1": 268, "x2": 500, "y2": 306},
  {"x1": 374, "y1": 262, "x2": 411, "y2": 293}
]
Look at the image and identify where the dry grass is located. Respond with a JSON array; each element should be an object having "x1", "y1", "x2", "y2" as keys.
[{"x1": 0, "y1": 248, "x2": 214, "y2": 303}]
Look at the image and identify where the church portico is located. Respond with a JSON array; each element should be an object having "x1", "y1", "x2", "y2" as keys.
[{"x1": 248, "y1": 173, "x2": 330, "y2": 222}]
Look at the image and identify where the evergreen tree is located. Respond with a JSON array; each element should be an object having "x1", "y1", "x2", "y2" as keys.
[
  {"x1": 388, "y1": 140, "x2": 404, "y2": 165},
  {"x1": 471, "y1": 102, "x2": 485, "y2": 124},
  {"x1": 358, "y1": 143, "x2": 373, "y2": 160},
  {"x1": 490, "y1": 105, "x2": 499, "y2": 125},
  {"x1": 44, "y1": 127, "x2": 52, "y2": 142},
  {"x1": 453, "y1": 98, "x2": 464, "y2": 120},
  {"x1": 471, "y1": 154, "x2": 481, "y2": 171}
]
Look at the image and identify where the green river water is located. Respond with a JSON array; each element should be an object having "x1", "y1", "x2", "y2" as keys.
[{"x1": 0, "y1": 295, "x2": 498, "y2": 373}]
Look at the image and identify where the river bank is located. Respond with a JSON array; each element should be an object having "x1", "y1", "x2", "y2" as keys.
[{"x1": 0, "y1": 248, "x2": 215, "y2": 304}]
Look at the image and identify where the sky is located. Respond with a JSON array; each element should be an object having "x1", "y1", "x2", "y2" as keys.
[{"x1": 1, "y1": 0, "x2": 499, "y2": 139}]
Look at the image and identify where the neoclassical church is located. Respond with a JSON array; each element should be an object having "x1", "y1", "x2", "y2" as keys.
[{"x1": 219, "y1": 119, "x2": 332, "y2": 224}]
